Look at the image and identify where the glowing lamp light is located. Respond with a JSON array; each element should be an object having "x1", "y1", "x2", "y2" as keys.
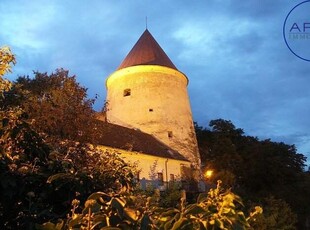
[{"x1": 204, "y1": 170, "x2": 213, "y2": 179}]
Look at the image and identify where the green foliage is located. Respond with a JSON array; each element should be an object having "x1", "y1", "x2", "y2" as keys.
[
  {"x1": 196, "y1": 119, "x2": 309, "y2": 228},
  {"x1": 209, "y1": 119, "x2": 244, "y2": 137},
  {"x1": 248, "y1": 197, "x2": 297, "y2": 230},
  {"x1": 0, "y1": 46, "x2": 15, "y2": 75},
  {"x1": 0, "y1": 120, "x2": 137, "y2": 229},
  {"x1": 152, "y1": 181, "x2": 255, "y2": 230},
  {"x1": 158, "y1": 187, "x2": 182, "y2": 209},
  {"x1": 0, "y1": 46, "x2": 15, "y2": 99},
  {"x1": 3, "y1": 69, "x2": 96, "y2": 142},
  {"x1": 0, "y1": 50, "x2": 302, "y2": 229},
  {"x1": 44, "y1": 142, "x2": 138, "y2": 196},
  {"x1": 0, "y1": 46, "x2": 16, "y2": 77},
  {"x1": 0, "y1": 65, "x2": 138, "y2": 229},
  {"x1": 37, "y1": 181, "x2": 262, "y2": 229},
  {"x1": 0, "y1": 117, "x2": 137, "y2": 229},
  {"x1": 0, "y1": 106, "x2": 49, "y2": 162}
]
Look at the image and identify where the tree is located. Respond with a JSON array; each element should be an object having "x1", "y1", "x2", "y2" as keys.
[
  {"x1": 3, "y1": 69, "x2": 96, "y2": 142},
  {"x1": 196, "y1": 119, "x2": 309, "y2": 228},
  {"x1": 249, "y1": 197, "x2": 297, "y2": 230},
  {"x1": 0, "y1": 134, "x2": 137, "y2": 229},
  {"x1": 0, "y1": 61, "x2": 138, "y2": 229},
  {"x1": 0, "y1": 46, "x2": 16, "y2": 97},
  {"x1": 195, "y1": 120, "x2": 243, "y2": 188},
  {"x1": 0, "y1": 46, "x2": 16, "y2": 77},
  {"x1": 209, "y1": 119, "x2": 244, "y2": 137}
]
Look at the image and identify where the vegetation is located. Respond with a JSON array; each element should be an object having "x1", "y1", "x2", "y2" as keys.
[
  {"x1": 2, "y1": 69, "x2": 96, "y2": 142},
  {"x1": 36, "y1": 181, "x2": 262, "y2": 230},
  {"x1": 0, "y1": 50, "x2": 137, "y2": 229},
  {"x1": 0, "y1": 46, "x2": 15, "y2": 95},
  {"x1": 1, "y1": 46, "x2": 309, "y2": 229},
  {"x1": 0, "y1": 46, "x2": 16, "y2": 77},
  {"x1": 196, "y1": 119, "x2": 310, "y2": 229}
]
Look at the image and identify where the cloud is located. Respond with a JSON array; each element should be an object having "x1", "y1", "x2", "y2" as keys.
[{"x1": 1, "y1": 0, "x2": 309, "y2": 164}]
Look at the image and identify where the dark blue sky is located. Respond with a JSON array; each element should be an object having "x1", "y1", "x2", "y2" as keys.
[{"x1": 1, "y1": 0, "x2": 309, "y2": 165}]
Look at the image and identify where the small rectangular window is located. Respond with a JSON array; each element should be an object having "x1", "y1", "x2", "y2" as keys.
[
  {"x1": 170, "y1": 174, "x2": 175, "y2": 182},
  {"x1": 158, "y1": 172, "x2": 164, "y2": 186},
  {"x1": 168, "y1": 131, "x2": 173, "y2": 138},
  {"x1": 149, "y1": 108, "x2": 153, "y2": 112},
  {"x1": 123, "y1": 89, "x2": 131, "y2": 97}
]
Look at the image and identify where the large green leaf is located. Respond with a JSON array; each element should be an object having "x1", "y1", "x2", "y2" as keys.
[
  {"x1": 91, "y1": 214, "x2": 108, "y2": 229},
  {"x1": 100, "y1": 227, "x2": 121, "y2": 230},
  {"x1": 55, "y1": 221, "x2": 64, "y2": 230},
  {"x1": 197, "y1": 193, "x2": 208, "y2": 203},
  {"x1": 68, "y1": 214, "x2": 82, "y2": 229},
  {"x1": 160, "y1": 208, "x2": 179, "y2": 217},
  {"x1": 163, "y1": 217, "x2": 177, "y2": 230},
  {"x1": 123, "y1": 207, "x2": 139, "y2": 222},
  {"x1": 82, "y1": 199, "x2": 101, "y2": 214},
  {"x1": 87, "y1": 191, "x2": 111, "y2": 201},
  {"x1": 215, "y1": 218, "x2": 225, "y2": 229},
  {"x1": 46, "y1": 172, "x2": 72, "y2": 183},
  {"x1": 35, "y1": 222, "x2": 57, "y2": 230},
  {"x1": 184, "y1": 204, "x2": 206, "y2": 216},
  {"x1": 171, "y1": 218, "x2": 192, "y2": 230}
]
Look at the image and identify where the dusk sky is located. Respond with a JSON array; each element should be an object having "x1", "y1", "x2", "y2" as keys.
[{"x1": 1, "y1": 1, "x2": 310, "y2": 166}]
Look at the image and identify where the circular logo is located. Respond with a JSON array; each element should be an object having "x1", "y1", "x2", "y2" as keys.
[{"x1": 283, "y1": 1, "x2": 310, "y2": 61}]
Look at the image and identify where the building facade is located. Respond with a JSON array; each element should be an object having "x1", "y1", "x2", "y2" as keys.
[
  {"x1": 92, "y1": 121, "x2": 192, "y2": 190},
  {"x1": 105, "y1": 29, "x2": 201, "y2": 168}
]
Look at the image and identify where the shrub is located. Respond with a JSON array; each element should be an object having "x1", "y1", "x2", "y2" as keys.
[{"x1": 37, "y1": 181, "x2": 262, "y2": 230}]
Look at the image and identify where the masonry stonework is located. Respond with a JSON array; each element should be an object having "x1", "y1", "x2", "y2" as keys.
[{"x1": 106, "y1": 65, "x2": 200, "y2": 167}]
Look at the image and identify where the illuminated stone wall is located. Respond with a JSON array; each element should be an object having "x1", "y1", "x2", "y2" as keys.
[
  {"x1": 98, "y1": 145, "x2": 191, "y2": 189},
  {"x1": 106, "y1": 65, "x2": 200, "y2": 167}
]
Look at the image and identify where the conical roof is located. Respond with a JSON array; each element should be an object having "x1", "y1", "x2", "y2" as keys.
[{"x1": 118, "y1": 29, "x2": 177, "y2": 70}]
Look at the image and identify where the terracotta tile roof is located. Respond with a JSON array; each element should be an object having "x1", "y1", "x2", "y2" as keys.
[
  {"x1": 93, "y1": 120, "x2": 188, "y2": 162},
  {"x1": 118, "y1": 29, "x2": 178, "y2": 70}
]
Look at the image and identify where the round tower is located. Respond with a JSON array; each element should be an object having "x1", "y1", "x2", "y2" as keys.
[{"x1": 105, "y1": 29, "x2": 200, "y2": 167}]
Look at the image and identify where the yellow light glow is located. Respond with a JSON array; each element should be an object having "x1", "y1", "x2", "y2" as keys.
[{"x1": 204, "y1": 170, "x2": 213, "y2": 179}]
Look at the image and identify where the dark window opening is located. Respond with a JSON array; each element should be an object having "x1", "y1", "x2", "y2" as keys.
[
  {"x1": 123, "y1": 89, "x2": 131, "y2": 97},
  {"x1": 136, "y1": 172, "x2": 140, "y2": 182},
  {"x1": 149, "y1": 108, "x2": 153, "y2": 112},
  {"x1": 158, "y1": 172, "x2": 164, "y2": 186},
  {"x1": 168, "y1": 131, "x2": 173, "y2": 138},
  {"x1": 170, "y1": 174, "x2": 175, "y2": 182},
  {"x1": 180, "y1": 164, "x2": 187, "y2": 180}
]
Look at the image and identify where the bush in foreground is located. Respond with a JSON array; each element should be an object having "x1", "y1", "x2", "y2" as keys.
[{"x1": 37, "y1": 181, "x2": 262, "y2": 230}]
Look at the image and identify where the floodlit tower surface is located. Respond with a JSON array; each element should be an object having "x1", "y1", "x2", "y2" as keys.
[{"x1": 106, "y1": 29, "x2": 200, "y2": 167}]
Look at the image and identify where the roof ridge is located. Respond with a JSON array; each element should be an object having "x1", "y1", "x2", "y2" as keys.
[{"x1": 117, "y1": 29, "x2": 178, "y2": 70}]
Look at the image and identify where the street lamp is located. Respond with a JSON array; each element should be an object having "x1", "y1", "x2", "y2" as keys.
[{"x1": 204, "y1": 169, "x2": 213, "y2": 180}]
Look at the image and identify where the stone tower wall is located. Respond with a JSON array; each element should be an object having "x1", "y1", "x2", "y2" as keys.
[{"x1": 106, "y1": 65, "x2": 200, "y2": 166}]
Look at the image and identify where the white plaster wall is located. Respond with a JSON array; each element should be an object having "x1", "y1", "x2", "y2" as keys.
[
  {"x1": 97, "y1": 145, "x2": 191, "y2": 182},
  {"x1": 106, "y1": 65, "x2": 200, "y2": 166}
]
